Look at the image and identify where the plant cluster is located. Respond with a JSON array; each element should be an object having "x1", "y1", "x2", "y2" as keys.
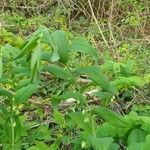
[
  {"x1": 0, "y1": 27, "x2": 150, "y2": 150},
  {"x1": 1, "y1": 0, "x2": 149, "y2": 73}
]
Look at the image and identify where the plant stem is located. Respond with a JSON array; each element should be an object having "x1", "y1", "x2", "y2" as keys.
[{"x1": 88, "y1": 0, "x2": 110, "y2": 49}]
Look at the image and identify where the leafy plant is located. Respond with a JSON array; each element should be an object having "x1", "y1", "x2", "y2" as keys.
[
  {"x1": 0, "y1": 27, "x2": 99, "y2": 149},
  {"x1": 0, "y1": 26, "x2": 149, "y2": 150}
]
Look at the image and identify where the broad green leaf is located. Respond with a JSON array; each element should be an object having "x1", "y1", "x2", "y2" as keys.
[
  {"x1": 41, "y1": 51, "x2": 53, "y2": 62},
  {"x1": 69, "y1": 112, "x2": 95, "y2": 135},
  {"x1": 112, "y1": 76, "x2": 145, "y2": 90},
  {"x1": 76, "y1": 66, "x2": 117, "y2": 95},
  {"x1": 125, "y1": 111, "x2": 142, "y2": 127},
  {"x1": 42, "y1": 65, "x2": 75, "y2": 82},
  {"x1": 14, "y1": 84, "x2": 38, "y2": 105},
  {"x1": 142, "y1": 122, "x2": 150, "y2": 134},
  {"x1": 0, "y1": 88, "x2": 13, "y2": 98},
  {"x1": 30, "y1": 43, "x2": 41, "y2": 83},
  {"x1": 50, "y1": 30, "x2": 69, "y2": 63},
  {"x1": 93, "y1": 107, "x2": 130, "y2": 128},
  {"x1": 69, "y1": 37, "x2": 99, "y2": 59},
  {"x1": 91, "y1": 136, "x2": 118, "y2": 150},
  {"x1": 108, "y1": 143, "x2": 119, "y2": 150},
  {"x1": 3, "y1": 44, "x2": 19, "y2": 56},
  {"x1": 30, "y1": 63, "x2": 39, "y2": 83},
  {"x1": 127, "y1": 129, "x2": 146, "y2": 144},
  {"x1": 50, "y1": 50, "x2": 60, "y2": 62},
  {"x1": 5, "y1": 115, "x2": 21, "y2": 143},
  {"x1": 120, "y1": 60, "x2": 135, "y2": 77},
  {"x1": 96, "y1": 122, "x2": 118, "y2": 137},
  {"x1": 143, "y1": 134, "x2": 150, "y2": 150},
  {"x1": 41, "y1": 27, "x2": 52, "y2": 44},
  {"x1": 31, "y1": 44, "x2": 41, "y2": 70},
  {"x1": 100, "y1": 60, "x2": 118, "y2": 75},
  {"x1": 41, "y1": 29, "x2": 60, "y2": 62},
  {"x1": 14, "y1": 36, "x2": 39, "y2": 60},
  {"x1": 54, "y1": 110, "x2": 65, "y2": 125},
  {"x1": 101, "y1": 60, "x2": 136, "y2": 77},
  {"x1": 30, "y1": 26, "x2": 46, "y2": 38},
  {"x1": 127, "y1": 76, "x2": 145, "y2": 86},
  {"x1": 14, "y1": 66, "x2": 30, "y2": 76},
  {"x1": 35, "y1": 141, "x2": 50, "y2": 150},
  {"x1": 36, "y1": 125, "x2": 51, "y2": 141},
  {"x1": 92, "y1": 91, "x2": 112, "y2": 105},
  {"x1": 15, "y1": 79, "x2": 31, "y2": 90},
  {"x1": 128, "y1": 142, "x2": 144, "y2": 150}
]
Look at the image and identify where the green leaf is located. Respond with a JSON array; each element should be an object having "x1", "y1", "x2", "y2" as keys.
[
  {"x1": 15, "y1": 79, "x2": 31, "y2": 90},
  {"x1": 30, "y1": 43, "x2": 41, "y2": 83},
  {"x1": 42, "y1": 65, "x2": 75, "y2": 82},
  {"x1": 50, "y1": 30, "x2": 69, "y2": 63},
  {"x1": 0, "y1": 88, "x2": 13, "y2": 98},
  {"x1": 50, "y1": 50, "x2": 60, "y2": 62},
  {"x1": 2, "y1": 44, "x2": 19, "y2": 59},
  {"x1": 69, "y1": 37, "x2": 99, "y2": 59},
  {"x1": 35, "y1": 141, "x2": 50, "y2": 150},
  {"x1": 14, "y1": 84, "x2": 38, "y2": 105},
  {"x1": 120, "y1": 60, "x2": 135, "y2": 77},
  {"x1": 76, "y1": 66, "x2": 117, "y2": 95},
  {"x1": 100, "y1": 60, "x2": 118, "y2": 75},
  {"x1": 14, "y1": 36, "x2": 39, "y2": 60},
  {"x1": 93, "y1": 107, "x2": 130, "y2": 128},
  {"x1": 41, "y1": 51, "x2": 53, "y2": 62},
  {"x1": 143, "y1": 135, "x2": 150, "y2": 150},
  {"x1": 93, "y1": 91, "x2": 112, "y2": 105},
  {"x1": 69, "y1": 112, "x2": 95, "y2": 135},
  {"x1": 127, "y1": 129, "x2": 146, "y2": 144},
  {"x1": 41, "y1": 27, "x2": 52, "y2": 44},
  {"x1": 54, "y1": 110, "x2": 65, "y2": 125},
  {"x1": 41, "y1": 29, "x2": 60, "y2": 62},
  {"x1": 5, "y1": 115, "x2": 21, "y2": 143},
  {"x1": 36, "y1": 125, "x2": 51, "y2": 141},
  {"x1": 108, "y1": 143, "x2": 120, "y2": 150},
  {"x1": 142, "y1": 122, "x2": 150, "y2": 134},
  {"x1": 96, "y1": 122, "x2": 118, "y2": 138},
  {"x1": 49, "y1": 139, "x2": 60, "y2": 150},
  {"x1": 112, "y1": 76, "x2": 145, "y2": 90},
  {"x1": 91, "y1": 136, "x2": 118, "y2": 150},
  {"x1": 128, "y1": 142, "x2": 144, "y2": 150},
  {"x1": 31, "y1": 44, "x2": 41, "y2": 70},
  {"x1": 127, "y1": 76, "x2": 145, "y2": 86}
]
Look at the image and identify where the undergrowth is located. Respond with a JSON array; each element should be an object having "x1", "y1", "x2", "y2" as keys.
[{"x1": 0, "y1": 0, "x2": 150, "y2": 150}]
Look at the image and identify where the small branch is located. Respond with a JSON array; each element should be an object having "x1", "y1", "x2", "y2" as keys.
[{"x1": 88, "y1": 0, "x2": 110, "y2": 49}]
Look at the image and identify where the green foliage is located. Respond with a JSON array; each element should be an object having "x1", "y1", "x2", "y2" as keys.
[
  {"x1": 42, "y1": 65, "x2": 75, "y2": 83},
  {"x1": 94, "y1": 107, "x2": 130, "y2": 128},
  {"x1": 91, "y1": 137, "x2": 119, "y2": 150},
  {"x1": 0, "y1": 27, "x2": 100, "y2": 149},
  {"x1": 0, "y1": 27, "x2": 149, "y2": 150},
  {"x1": 14, "y1": 84, "x2": 38, "y2": 105}
]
